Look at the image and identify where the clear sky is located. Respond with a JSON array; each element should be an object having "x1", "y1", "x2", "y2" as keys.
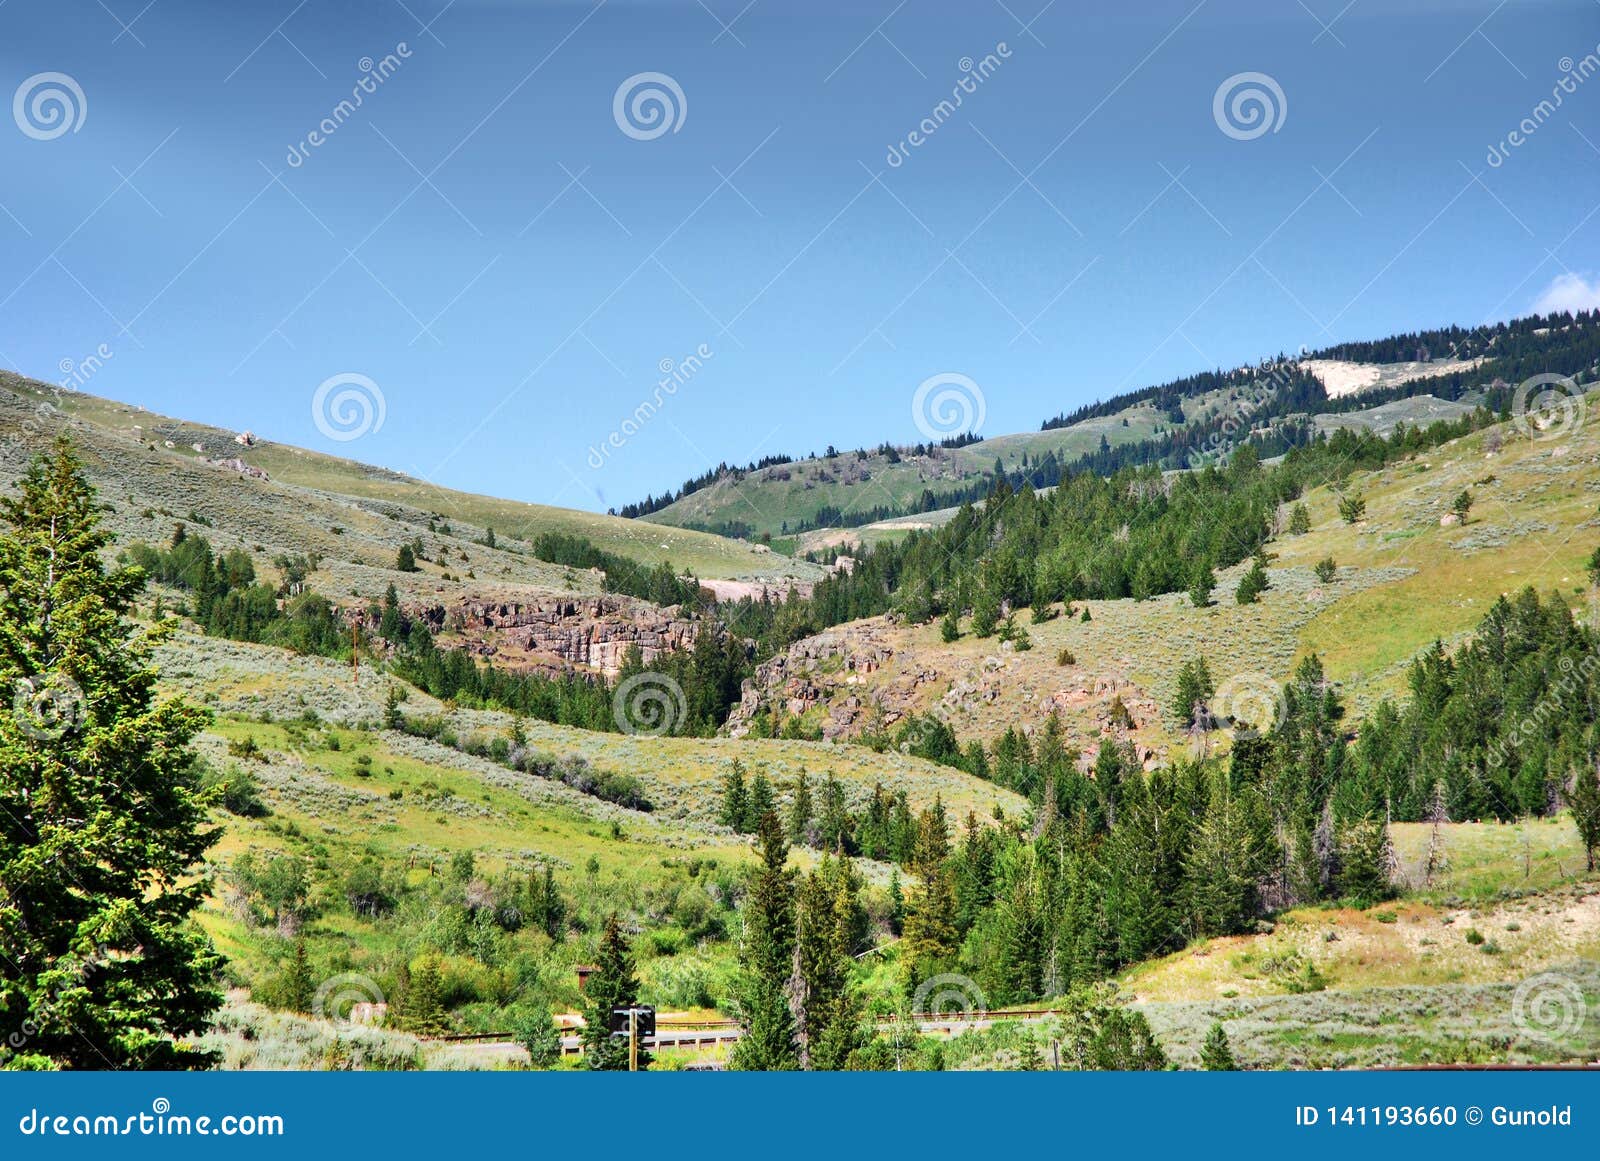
[{"x1": 1, "y1": 0, "x2": 1597, "y2": 513}]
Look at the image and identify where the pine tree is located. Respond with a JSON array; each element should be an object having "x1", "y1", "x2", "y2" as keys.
[
  {"x1": 400, "y1": 957, "x2": 446, "y2": 1034},
  {"x1": 790, "y1": 857, "x2": 863, "y2": 1069},
  {"x1": 786, "y1": 772, "x2": 814, "y2": 845},
  {"x1": 1188, "y1": 559, "x2": 1217, "y2": 608},
  {"x1": 1200, "y1": 1022, "x2": 1237, "y2": 1070},
  {"x1": 901, "y1": 800, "x2": 959, "y2": 991},
  {"x1": 971, "y1": 588, "x2": 1000, "y2": 638},
  {"x1": 277, "y1": 940, "x2": 316, "y2": 1013},
  {"x1": 939, "y1": 606, "x2": 961, "y2": 643},
  {"x1": 1338, "y1": 492, "x2": 1366, "y2": 524},
  {"x1": 395, "y1": 543, "x2": 418, "y2": 572},
  {"x1": 730, "y1": 812, "x2": 798, "y2": 1070},
  {"x1": 1288, "y1": 502, "x2": 1311, "y2": 535},
  {"x1": 580, "y1": 914, "x2": 650, "y2": 1070},
  {"x1": 1568, "y1": 763, "x2": 1600, "y2": 872},
  {"x1": 718, "y1": 760, "x2": 749, "y2": 831},
  {"x1": 0, "y1": 440, "x2": 221, "y2": 1069},
  {"x1": 746, "y1": 772, "x2": 776, "y2": 833},
  {"x1": 1172, "y1": 656, "x2": 1215, "y2": 728}
]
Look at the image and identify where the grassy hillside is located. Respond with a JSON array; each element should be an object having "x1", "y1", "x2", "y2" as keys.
[
  {"x1": 640, "y1": 351, "x2": 1486, "y2": 543},
  {"x1": 0, "y1": 372, "x2": 819, "y2": 584},
  {"x1": 736, "y1": 395, "x2": 1600, "y2": 758}
]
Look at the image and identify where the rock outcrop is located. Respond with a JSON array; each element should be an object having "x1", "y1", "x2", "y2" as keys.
[{"x1": 435, "y1": 595, "x2": 700, "y2": 676}]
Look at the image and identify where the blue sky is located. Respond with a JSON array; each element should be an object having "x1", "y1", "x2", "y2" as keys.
[{"x1": 1, "y1": 0, "x2": 1597, "y2": 513}]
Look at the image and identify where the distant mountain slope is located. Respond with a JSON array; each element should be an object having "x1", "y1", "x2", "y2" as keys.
[
  {"x1": 638, "y1": 310, "x2": 1599, "y2": 542},
  {"x1": 0, "y1": 371, "x2": 821, "y2": 587}
]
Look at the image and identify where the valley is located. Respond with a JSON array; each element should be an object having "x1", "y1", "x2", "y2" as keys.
[{"x1": 2, "y1": 310, "x2": 1599, "y2": 1072}]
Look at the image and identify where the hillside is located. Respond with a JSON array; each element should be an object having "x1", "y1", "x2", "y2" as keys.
[
  {"x1": 729, "y1": 396, "x2": 1600, "y2": 766},
  {"x1": 637, "y1": 313, "x2": 1597, "y2": 544},
  {"x1": 0, "y1": 372, "x2": 821, "y2": 587}
]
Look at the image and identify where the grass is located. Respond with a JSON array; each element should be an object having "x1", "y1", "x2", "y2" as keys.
[{"x1": 0, "y1": 372, "x2": 819, "y2": 583}]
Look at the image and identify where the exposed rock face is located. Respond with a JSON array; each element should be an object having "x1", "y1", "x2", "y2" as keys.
[{"x1": 436, "y1": 595, "x2": 700, "y2": 676}]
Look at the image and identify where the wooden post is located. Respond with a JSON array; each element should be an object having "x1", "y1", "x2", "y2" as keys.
[{"x1": 629, "y1": 1008, "x2": 638, "y2": 1072}]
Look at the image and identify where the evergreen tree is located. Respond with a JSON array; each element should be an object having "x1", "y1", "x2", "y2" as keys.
[
  {"x1": 901, "y1": 800, "x2": 959, "y2": 991},
  {"x1": 276, "y1": 940, "x2": 316, "y2": 1013},
  {"x1": 939, "y1": 606, "x2": 961, "y2": 643},
  {"x1": 0, "y1": 440, "x2": 221, "y2": 1069},
  {"x1": 1188, "y1": 559, "x2": 1217, "y2": 608},
  {"x1": 1338, "y1": 492, "x2": 1366, "y2": 524},
  {"x1": 746, "y1": 772, "x2": 776, "y2": 833},
  {"x1": 1288, "y1": 502, "x2": 1311, "y2": 535},
  {"x1": 786, "y1": 772, "x2": 814, "y2": 845},
  {"x1": 718, "y1": 759, "x2": 749, "y2": 831},
  {"x1": 1200, "y1": 1022, "x2": 1237, "y2": 1070},
  {"x1": 395, "y1": 543, "x2": 419, "y2": 572},
  {"x1": 730, "y1": 812, "x2": 798, "y2": 1070},
  {"x1": 580, "y1": 914, "x2": 650, "y2": 1070},
  {"x1": 1568, "y1": 764, "x2": 1600, "y2": 872},
  {"x1": 790, "y1": 857, "x2": 864, "y2": 1069},
  {"x1": 971, "y1": 588, "x2": 1000, "y2": 638},
  {"x1": 400, "y1": 957, "x2": 446, "y2": 1034},
  {"x1": 1172, "y1": 656, "x2": 1215, "y2": 728}
]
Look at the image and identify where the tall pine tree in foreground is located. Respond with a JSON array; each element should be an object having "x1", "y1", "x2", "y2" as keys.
[
  {"x1": 0, "y1": 439, "x2": 220, "y2": 1069},
  {"x1": 730, "y1": 811, "x2": 798, "y2": 1070},
  {"x1": 580, "y1": 913, "x2": 650, "y2": 1070}
]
